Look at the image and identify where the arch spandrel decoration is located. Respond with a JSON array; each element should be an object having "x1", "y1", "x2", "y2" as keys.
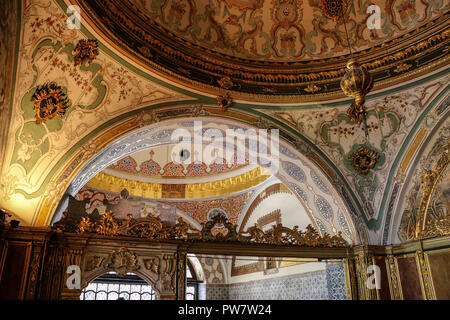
[
  {"x1": 47, "y1": 112, "x2": 362, "y2": 245},
  {"x1": 393, "y1": 116, "x2": 450, "y2": 244}
]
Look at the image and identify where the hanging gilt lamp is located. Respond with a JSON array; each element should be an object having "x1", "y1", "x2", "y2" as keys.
[
  {"x1": 322, "y1": 0, "x2": 374, "y2": 134},
  {"x1": 340, "y1": 59, "x2": 373, "y2": 126}
]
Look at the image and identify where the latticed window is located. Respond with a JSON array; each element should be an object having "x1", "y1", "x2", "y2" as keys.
[
  {"x1": 80, "y1": 261, "x2": 201, "y2": 300},
  {"x1": 80, "y1": 272, "x2": 157, "y2": 300}
]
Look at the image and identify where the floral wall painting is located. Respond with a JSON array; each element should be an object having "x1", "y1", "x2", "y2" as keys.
[
  {"x1": 73, "y1": 39, "x2": 99, "y2": 67},
  {"x1": 31, "y1": 82, "x2": 70, "y2": 124}
]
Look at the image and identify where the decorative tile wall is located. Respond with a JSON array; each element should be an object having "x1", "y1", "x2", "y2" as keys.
[
  {"x1": 325, "y1": 262, "x2": 347, "y2": 300},
  {"x1": 206, "y1": 262, "x2": 348, "y2": 300},
  {"x1": 206, "y1": 284, "x2": 229, "y2": 300}
]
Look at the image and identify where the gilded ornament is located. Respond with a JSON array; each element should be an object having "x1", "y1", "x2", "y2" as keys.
[
  {"x1": 85, "y1": 256, "x2": 104, "y2": 271},
  {"x1": 340, "y1": 59, "x2": 373, "y2": 125},
  {"x1": 216, "y1": 94, "x2": 233, "y2": 112},
  {"x1": 190, "y1": 105, "x2": 209, "y2": 117},
  {"x1": 394, "y1": 62, "x2": 412, "y2": 73},
  {"x1": 240, "y1": 223, "x2": 348, "y2": 247},
  {"x1": 201, "y1": 212, "x2": 238, "y2": 242},
  {"x1": 134, "y1": 109, "x2": 160, "y2": 128},
  {"x1": 31, "y1": 83, "x2": 70, "y2": 124},
  {"x1": 386, "y1": 254, "x2": 402, "y2": 300},
  {"x1": 95, "y1": 210, "x2": 121, "y2": 236},
  {"x1": 318, "y1": 0, "x2": 348, "y2": 21},
  {"x1": 217, "y1": 76, "x2": 234, "y2": 89},
  {"x1": 416, "y1": 249, "x2": 435, "y2": 299},
  {"x1": 346, "y1": 102, "x2": 366, "y2": 125},
  {"x1": 415, "y1": 146, "x2": 449, "y2": 238},
  {"x1": 56, "y1": 208, "x2": 348, "y2": 248},
  {"x1": 420, "y1": 215, "x2": 450, "y2": 239},
  {"x1": 160, "y1": 254, "x2": 176, "y2": 291},
  {"x1": 73, "y1": 39, "x2": 99, "y2": 66},
  {"x1": 78, "y1": 217, "x2": 93, "y2": 233},
  {"x1": 105, "y1": 248, "x2": 140, "y2": 275},
  {"x1": 144, "y1": 257, "x2": 160, "y2": 274},
  {"x1": 71, "y1": 0, "x2": 450, "y2": 102},
  {"x1": 304, "y1": 83, "x2": 321, "y2": 93},
  {"x1": 349, "y1": 147, "x2": 378, "y2": 176},
  {"x1": 138, "y1": 46, "x2": 153, "y2": 58}
]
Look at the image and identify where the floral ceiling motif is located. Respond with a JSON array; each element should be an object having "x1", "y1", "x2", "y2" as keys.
[
  {"x1": 109, "y1": 152, "x2": 249, "y2": 178},
  {"x1": 349, "y1": 147, "x2": 378, "y2": 176},
  {"x1": 31, "y1": 82, "x2": 70, "y2": 124},
  {"x1": 130, "y1": 0, "x2": 445, "y2": 61},
  {"x1": 162, "y1": 192, "x2": 252, "y2": 226},
  {"x1": 77, "y1": 0, "x2": 449, "y2": 100},
  {"x1": 73, "y1": 39, "x2": 99, "y2": 66}
]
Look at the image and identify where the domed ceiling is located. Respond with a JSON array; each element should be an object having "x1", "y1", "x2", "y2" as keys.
[
  {"x1": 105, "y1": 144, "x2": 251, "y2": 179},
  {"x1": 87, "y1": 147, "x2": 269, "y2": 199},
  {"x1": 76, "y1": 0, "x2": 449, "y2": 101}
]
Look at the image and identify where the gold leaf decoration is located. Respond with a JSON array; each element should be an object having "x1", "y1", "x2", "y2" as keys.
[
  {"x1": 54, "y1": 210, "x2": 348, "y2": 248},
  {"x1": 394, "y1": 62, "x2": 412, "y2": 73},
  {"x1": 217, "y1": 76, "x2": 234, "y2": 89},
  {"x1": 73, "y1": 39, "x2": 99, "y2": 66},
  {"x1": 349, "y1": 147, "x2": 378, "y2": 176},
  {"x1": 304, "y1": 83, "x2": 321, "y2": 93},
  {"x1": 85, "y1": 256, "x2": 104, "y2": 271},
  {"x1": 31, "y1": 83, "x2": 70, "y2": 124},
  {"x1": 105, "y1": 248, "x2": 139, "y2": 275},
  {"x1": 420, "y1": 216, "x2": 450, "y2": 239},
  {"x1": 318, "y1": 0, "x2": 348, "y2": 21},
  {"x1": 216, "y1": 94, "x2": 233, "y2": 111}
]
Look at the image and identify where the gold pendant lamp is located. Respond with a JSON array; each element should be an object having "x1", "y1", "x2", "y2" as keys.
[{"x1": 337, "y1": 1, "x2": 373, "y2": 137}]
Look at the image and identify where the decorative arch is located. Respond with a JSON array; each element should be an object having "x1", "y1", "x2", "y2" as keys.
[
  {"x1": 80, "y1": 269, "x2": 159, "y2": 296},
  {"x1": 238, "y1": 181, "x2": 311, "y2": 233},
  {"x1": 187, "y1": 254, "x2": 206, "y2": 283},
  {"x1": 42, "y1": 107, "x2": 362, "y2": 244}
]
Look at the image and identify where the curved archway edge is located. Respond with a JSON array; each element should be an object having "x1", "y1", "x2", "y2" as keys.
[{"x1": 34, "y1": 105, "x2": 364, "y2": 244}]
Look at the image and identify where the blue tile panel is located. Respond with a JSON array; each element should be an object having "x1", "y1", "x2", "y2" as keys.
[
  {"x1": 206, "y1": 263, "x2": 347, "y2": 300},
  {"x1": 325, "y1": 262, "x2": 347, "y2": 300}
]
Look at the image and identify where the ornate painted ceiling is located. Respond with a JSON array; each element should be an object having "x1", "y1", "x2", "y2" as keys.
[
  {"x1": 0, "y1": 0, "x2": 448, "y2": 246},
  {"x1": 128, "y1": 0, "x2": 443, "y2": 62},
  {"x1": 74, "y1": 0, "x2": 449, "y2": 101},
  {"x1": 106, "y1": 144, "x2": 251, "y2": 179}
]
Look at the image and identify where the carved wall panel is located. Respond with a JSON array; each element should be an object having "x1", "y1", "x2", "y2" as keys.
[{"x1": 81, "y1": 245, "x2": 179, "y2": 299}]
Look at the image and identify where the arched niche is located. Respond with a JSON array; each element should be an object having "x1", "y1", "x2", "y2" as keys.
[
  {"x1": 79, "y1": 245, "x2": 179, "y2": 300},
  {"x1": 49, "y1": 114, "x2": 362, "y2": 244}
]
